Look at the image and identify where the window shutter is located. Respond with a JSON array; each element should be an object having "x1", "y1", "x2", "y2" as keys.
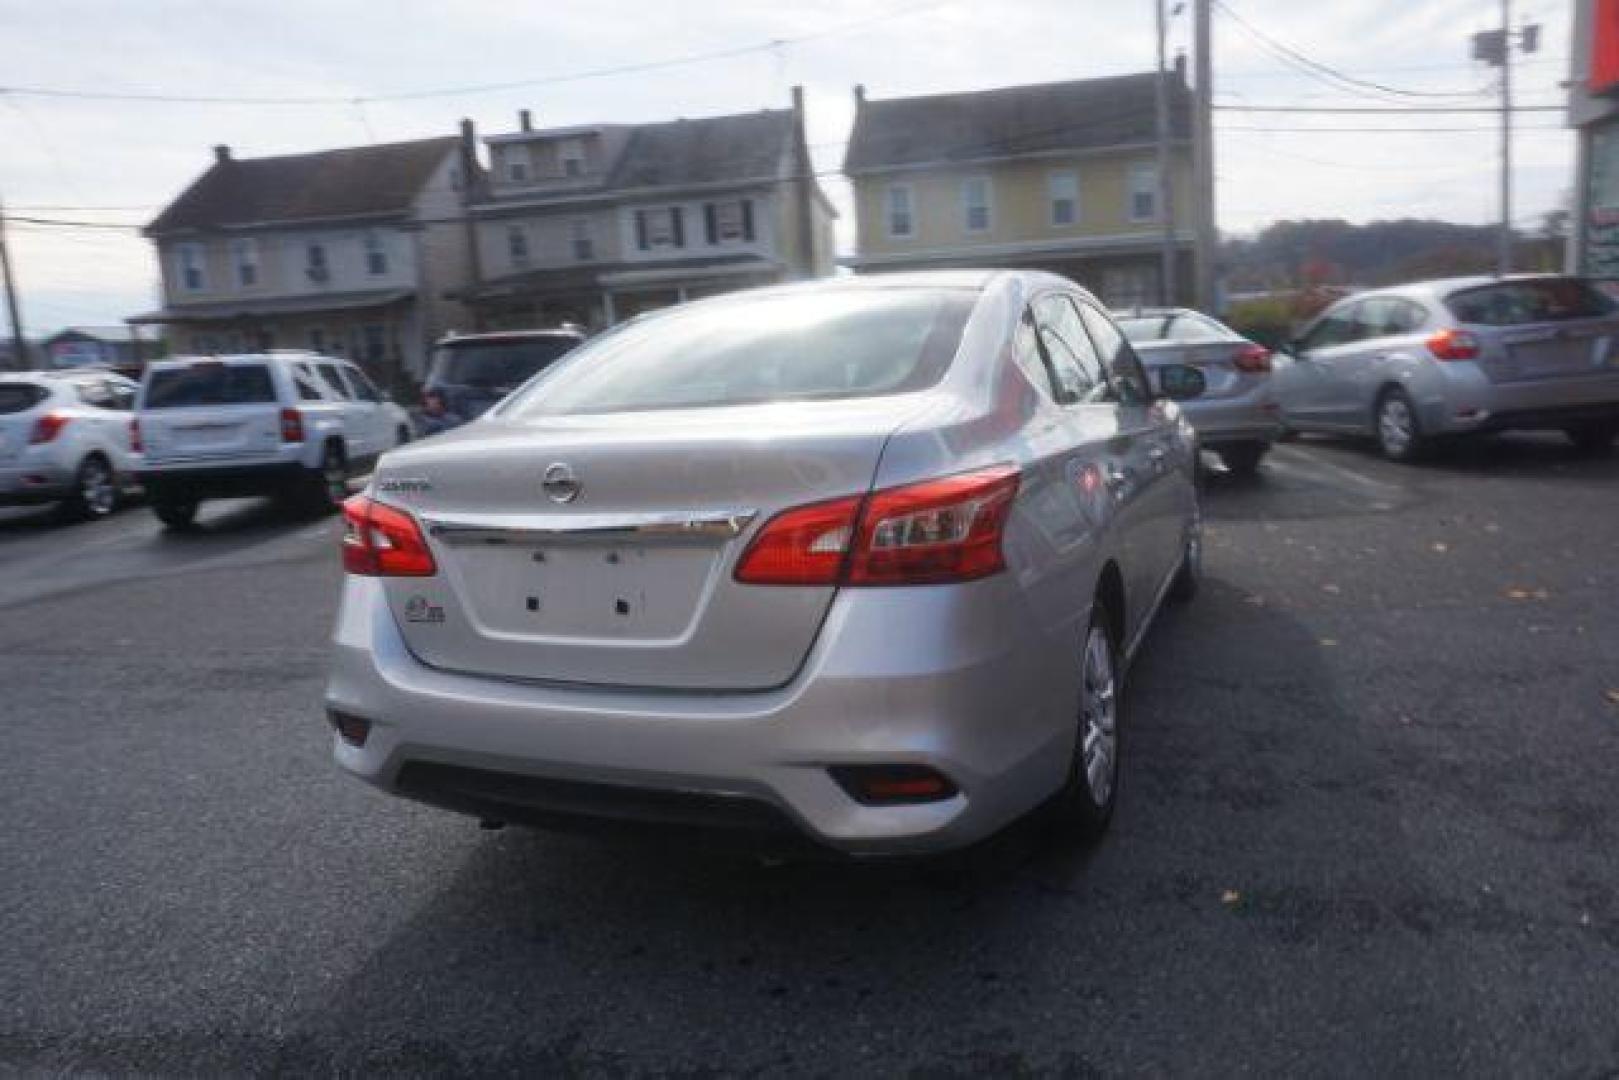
[
  {"x1": 741, "y1": 200, "x2": 754, "y2": 242},
  {"x1": 635, "y1": 210, "x2": 649, "y2": 251},
  {"x1": 672, "y1": 207, "x2": 685, "y2": 247},
  {"x1": 704, "y1": 204, "x2": 718, "y2": 245}
]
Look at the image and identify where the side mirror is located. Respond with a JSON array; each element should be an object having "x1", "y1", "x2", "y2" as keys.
[{"x1": 1157, "y1": 364, "x2": 1207, "y2": 402}]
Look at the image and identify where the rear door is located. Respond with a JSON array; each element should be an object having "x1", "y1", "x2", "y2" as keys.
[
  {"x1": 314, "y1": 360, "x2": 371, "y2": 460},
  {"x1": 136, "y1": 360, "x2": 285, "y2": 463},
  {"x1": 341, "y1": 365, "x2": 396, "y2": 453},
  {"x1": 1445, "y1": 278, "x2": 1619, "y2": 384}
]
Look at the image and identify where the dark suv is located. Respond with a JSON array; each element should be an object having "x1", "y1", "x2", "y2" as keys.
[{"x1": 424, "y1": 329, "x2": 585, "y2": 420}]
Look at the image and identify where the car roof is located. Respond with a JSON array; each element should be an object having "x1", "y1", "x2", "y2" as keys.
[
  {"x1": 1354, "y1": 273, "x2": 1578, "y2": 303},
  {"x1": 1, "y1": 370, "x2": 130, "y2": 385},
  {"x1": 437, "y1": 328, "x2": 586, "y2": 347},
  {"x1": 144, "y1": 352, "x2": 348, "y2": 371}
]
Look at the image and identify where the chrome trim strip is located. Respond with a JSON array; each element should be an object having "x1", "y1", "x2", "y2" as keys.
[{"x1": 421, "y1": 508, "x2": 758, "y2": 546}]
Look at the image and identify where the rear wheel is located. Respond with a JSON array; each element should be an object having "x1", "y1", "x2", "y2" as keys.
[
  {"x1": 1375, "y1": 388, "x2": 1426, "y2": 463},
  {"x1": 60, "y1": 454, "x2": 118, "y2": 522},
  {"x1": 1217, "y1": 441, "x2": 1268, "y2": 477},
  {"x1": 1049, "y1": 603, "x2": 1121, "y2": 843},
  {"x1": 1565, "y1": 422, "x2": 1617, "y2": 456},
  {"x1": 150, "y1": 494, "x2": 199, "y2": 530}
]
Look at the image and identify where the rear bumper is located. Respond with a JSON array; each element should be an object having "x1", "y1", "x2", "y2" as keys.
[
  {"x1": 136, "y1": 459, "x2": 308, "y2": 500},
  {"x1": 1422, "y1": 369, "x2": 1619, "y2": 435},
  {"x1": 1179, "y1": 394, "x2": 1284, "y2": 445},
  {"x1": 325, "y1": 575, "x2": 1080, "y2": 857}
]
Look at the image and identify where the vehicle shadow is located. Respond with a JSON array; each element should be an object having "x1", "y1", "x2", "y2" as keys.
[
  {"x1": 1295, "y1": 430, "x2": 1618, "y2": 481},
  {"x1": 270, "y1": 576, "x2": 1454, "y2": 1073}
]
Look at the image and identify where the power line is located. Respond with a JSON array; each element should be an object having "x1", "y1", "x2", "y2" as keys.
[{"x1": 0, "y1": 0, "x2": 950, "y2": 107}]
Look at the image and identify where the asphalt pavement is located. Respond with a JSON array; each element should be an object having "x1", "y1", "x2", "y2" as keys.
[{"x1": 2, "y1": 434, "x2": 1617, "y2": 1076}]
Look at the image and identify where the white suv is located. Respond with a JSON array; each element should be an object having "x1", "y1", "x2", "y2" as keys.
[
  {"x1": 134, "y1": 352, "x2": 411, "y2": 529},
  {"x1": 0, "y1": 370, "x2": 140, "y2": 520}
]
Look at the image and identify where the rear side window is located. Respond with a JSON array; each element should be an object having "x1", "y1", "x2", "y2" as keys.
[
  {"x1": 430, "y1": 337, "x2": 578, "y2": 391},
  {"x1": 1446, "y1": 279, "x2": 1616, "y2": 326},
  {"x1": 292, "y1": 364, "x2": 326, "y2": 402},
  {"x1": 1356, "y1": 297, "x2": 1429, "y2": 338},
  {"x1": 143, "y1": 364, "x2": 277, "y2": 409},
  {"x1": 316, "y1": 363, "x2": 354, "y2": 400},
  {"x1": 74, "y1": 380, "x2": 116, "y2": 409},
  {"x1": 505, "y1": 290, "x2": 975, "y2": 417},
  {"x1": 0, "y1": 383, "x2": 48, "y2": 414}
]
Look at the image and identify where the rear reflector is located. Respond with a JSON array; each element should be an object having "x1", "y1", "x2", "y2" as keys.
[
  {"x1": 830, "y1": 765, "x2": 959, "y2": 805},
  {"x1": 734, "y1": 465, "x2": 1020, "y2": 587},
  {"x1": 1427, "y1": 328, "x2": 1481, "y2": 361},
  {"x1": 327, "y1": 709, "x2": 372, "y2": 747},
  {"x1": 1233, "y1": 344, "x2": 1273, "y2": 373},
  {"x1": 129, "y1": 417, "x2": 143, "y2": 454},
  {"x1": 280, "y1": 407, "x2": 305, "y2": 443},
  {"x1": 341, "y1": 494, "x2": 437, "y2": 576},
  {"x1": 29, "y1": 412, "x2": 69, "y2": 444}
]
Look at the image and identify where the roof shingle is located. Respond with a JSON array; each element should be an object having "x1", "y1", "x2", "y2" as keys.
[
  {"x1": 608, "y1": 110, "x2": 794, "y2": 189},
  {"x1": 146, "y1": 136, "x2": 459, "y2": 234},
  {"x1": 843, "y1": 72, "x2": 1190, "y2": 173}
]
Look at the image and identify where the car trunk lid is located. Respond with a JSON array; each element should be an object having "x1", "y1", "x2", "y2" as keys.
[
  {"x1": 137, "y1": 361, "x2": 285, "y2": 462},
  {"x1": 1133, "y1": 340, "x2": 1265, "y2": 401},
  {"x1": 372, "y1": 397, "x2": 924, "y2": 691},
  {"x1": 1479, "y1": 318, "x2": 1619, "y2": 383}
]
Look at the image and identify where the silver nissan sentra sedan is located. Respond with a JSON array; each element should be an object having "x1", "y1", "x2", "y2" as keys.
[{"x1": 325, "y1": 271, "x2": 1201, "y2": 857}]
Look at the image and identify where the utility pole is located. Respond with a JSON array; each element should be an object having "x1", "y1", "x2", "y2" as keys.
[
  {"x1": 0, "y1": 194, "x2": 29, "y2": 371},
  {"x1": 1499, "y1": 0, "x2": 1513, "y2": 275},
  {"x1": 1154, "y1": 0, "x2": 1177, "y2": 306},
  {"x1": 1192, "y1": 0, "x2": 1216, "y2": 312}
]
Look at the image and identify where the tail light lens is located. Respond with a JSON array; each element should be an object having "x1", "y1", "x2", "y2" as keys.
[
  {"x1": 280, "y1": 407, "x2": 305, "y2": 443},
  {"x1": 129, "y1": 417, "x2": 143, "y2": 454},
  {"x1": 29, "y1": 412, "x2": 70, "y2": 444},
  {"x1": 734, "y1": 465, "x2": 1020, "y2": 587},
  {"x1": 341, "y1": 494, "x2": 436, "y2": 576},
  {"x1": 1427, "y1": 328, "x2": 1481, "y2": 361},
  {"x1": 1233, "y1": 344, "x2": 1272, "y2": 373}
]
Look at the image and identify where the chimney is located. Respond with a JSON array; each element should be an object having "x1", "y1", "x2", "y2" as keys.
[
  {"x1": 853, "y1": 84, "x2": 866, "y2": 109},
  {"x1": 457, "y1": 118, "x2": 480, "y2": 201},
  {"x1": 519, "y1": 109, "x2": 533, "y2": 132},
  {"x1": 213, "y1": 144, "x2": 232, "y2": 164}
]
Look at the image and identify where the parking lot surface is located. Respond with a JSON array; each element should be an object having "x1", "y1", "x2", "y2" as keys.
[{"x1": 3, "y1": 435, "x2": 1617, "y2": 1075}]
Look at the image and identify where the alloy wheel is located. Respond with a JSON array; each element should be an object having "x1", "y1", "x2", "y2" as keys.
[
  {"x1": 80, "y1": 458, "x2": 116, "y2": 516},
  {"x1": 1080, "y1": 624, "x2": 1118, "y2": 807}
]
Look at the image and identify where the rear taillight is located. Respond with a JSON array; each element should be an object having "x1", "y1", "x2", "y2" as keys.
[
  {"x1": 29, "y1": 412, "x2": 69, "y2": 444},
  {"x1": 1427, "y1": 328, "x2": 1480, "y2": 361},
  {"x1": 280, "y1": 407, "x2": 305, "y2": 443},
  {"x1": 1233, "y1": 344, "x2": 1272, "y2": 373},
  {"x1": 341, "y1": 494, "x2": 436, "y2": 576},
  {"x1": 129, "y1": 417, "x2": 142, "y2": 454},
  {"x1": 734, "y1": 465, "x2": 1020, "y2": 587}
]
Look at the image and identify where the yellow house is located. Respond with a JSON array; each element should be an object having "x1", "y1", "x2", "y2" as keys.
[{"x1": 843, "y1": 71, "x2": 1193, "y2": 308}]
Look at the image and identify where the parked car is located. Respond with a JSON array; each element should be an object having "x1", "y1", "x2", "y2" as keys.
[
  {"x1": 0, "y1": 370, "x2": 140, "y2": 520},
  {"x1": 1274, "y1": 274, "x2": 1619, "y2": 461},
  {"x1": 133, "y1": 352, "x2": 411, "y2": 529},
  {"x1": 326, "y1": 271, "x2": 1201, "y2": 858},
  {"x1": 1114, "y1": 307, "x2": 1282, "y2": 475},
  {"x1": 423, "y1": 328, "x2": 585, "y2": 422}
]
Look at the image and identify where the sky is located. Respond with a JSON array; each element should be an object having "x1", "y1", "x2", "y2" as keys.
[{"x1": 0, "y1": 0, "x2": 1577, "y2": 335}]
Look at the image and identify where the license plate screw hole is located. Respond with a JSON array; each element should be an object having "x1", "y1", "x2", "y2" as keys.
[
  {"x1": 615, "y1": 598, "x2": 630, "y2": 616},
  {"x1": 526, "y1": 596, "x2": 540, "y2": 612}
]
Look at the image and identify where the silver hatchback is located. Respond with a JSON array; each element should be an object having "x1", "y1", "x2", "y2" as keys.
[
  {"x1": 1275, "y1": 275, "x2": 1619, "y2": 461},
  {"x1": 324, "y1": 271, "x2": 1201, "y2": 857}
]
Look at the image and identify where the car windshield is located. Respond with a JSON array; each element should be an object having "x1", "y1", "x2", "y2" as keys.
[
  {"x1": 143, "y1": 363, "x2": 277, "y2": 408},
  {"x1": 1445, "y1": 279, "x2": 1617, "y2": 326},
  {"x1": 0, "y1": 382, "x2": 47, "y2": 414},
  {"x1": 429, "y1": 338, "x2": 577, "y2": 391},
  {"x1": 503, "y1": 288, "x2": 976, "y2": 417},
  {"x1": 1117, "y1": 313, "x2": 1232, "y2": 343}
]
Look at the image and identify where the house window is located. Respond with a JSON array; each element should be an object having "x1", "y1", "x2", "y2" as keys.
[
  {"x1": 962, "y1": 177, "x2": 991, "y2": 233},
  {"x1": 705, "y1": 199, "x2": 754, "y2": 245},
  {"x1": 560, "y1": 139, "x2": 585, "y2": 178},
  {"x1": 571, "y1": 219, "x2": 594, "y2": 261},
  {"x1": 508, "y1": 226, "x2": 530, "y2": 267},
  {"x1": 176, "y1": 243, "x2": 206, "y2": 292},
  {"x1": 231, "y1": 238, "x2": 259, "y2": 287},
  {"x1": 886, "y1": 184, "x2": 914, "y2": 238},
  {"x1": 306, "y1": 243, "x2": 329, "y2": 283},
  {"x1": 506, "y1": 145, "x2": 531, "y2": 183},
  {"x1": 1049, "y1": 171, "x2": 1079, "y2": 227},
  {"x1": 635, "y1": 207, "x2": 684, "y2": 250},
  {"x1": 363, "y1": 232, "x2": 388, "y2": 276},
  {"x1": 1128, "y1": 163, "x2": 1158, "y2": 223}
]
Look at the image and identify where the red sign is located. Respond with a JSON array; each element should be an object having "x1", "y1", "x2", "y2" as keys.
[{"x1": 1595, "y1": 0, "x2": 1619, "y2": 94}]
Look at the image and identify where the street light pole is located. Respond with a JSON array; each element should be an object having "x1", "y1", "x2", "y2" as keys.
[{"x1": 0, "y1": 194, "x2": 29, "y2": 371}]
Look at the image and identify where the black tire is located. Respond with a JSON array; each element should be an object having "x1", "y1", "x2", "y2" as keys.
[
  {"x1": 306, "y1": 442, "x2": 349, "y2": 512},
  {"x1": 151, "y1": 495, "x2": 199, "y2": 530},
  {"x1": 1048, "y1": 601, "x2": 1122, "y2": 844},
  {"x1": 1168, "y1": 517, "x2": 1201, "y2": 604},
  {"x1": 59, "y1": 454, "x2": 118, "y2": 522},
  {"x1": 1275, "y1": 424, "x2": 1300, "y2": 443},
  {"x1": 1217, "y1": 441, "x2": 1268, "y2": 477},
  {"x1": 1565, "y1": 422, "x2": 1617, "y2": 456},
  {"x1": 1374, "y1": 387, "x2": 1427, "y2": 463}
]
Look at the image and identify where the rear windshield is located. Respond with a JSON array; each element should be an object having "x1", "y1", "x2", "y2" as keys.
[
  {"x1": 503, "y1": 289, "x2": 976, "y2": 417},
  {"x1": 0, "y1": 383, "x2": 48, "y2": 414},
  {"x1": 1117, "y1": 313, "x2": 1233, "y2": 344},
  {"x1": 143, "y1": 364, "x2": 277, "y2": 409},
  {"x1": 429, "y1": 337, "x2": 578, "y2": 391},
  {"x1": 1445, "y1": 279, "x2": 1617, "y2": 326}
]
